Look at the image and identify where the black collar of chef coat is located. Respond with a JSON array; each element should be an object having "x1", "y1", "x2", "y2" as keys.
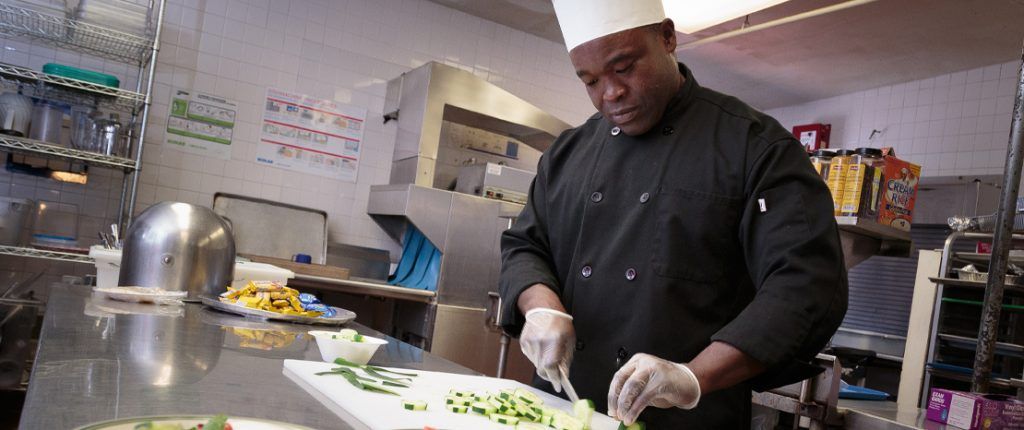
[{"x1": 591, "y1": 62, "x2": 698, "y2": 137}]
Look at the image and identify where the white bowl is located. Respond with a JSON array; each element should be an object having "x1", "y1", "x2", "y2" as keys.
[{"x1": 309, "y1": 330, "x2": 387, "y2": 365}]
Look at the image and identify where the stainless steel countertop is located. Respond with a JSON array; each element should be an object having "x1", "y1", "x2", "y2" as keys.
[
  {"x1": 19, "y1": 284, "x2": 476, "y2": 429},
  {"x1": 839, "y1": 400, "x2": 949, "y2": 429}
]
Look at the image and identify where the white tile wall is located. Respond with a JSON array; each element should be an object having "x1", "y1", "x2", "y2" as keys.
[
  {"x1": 0, "y1": 0, "x2": 596, "y2": 261},
  {"x1": 767, "y1": 60, "x2": 1021, "y2": 178}
]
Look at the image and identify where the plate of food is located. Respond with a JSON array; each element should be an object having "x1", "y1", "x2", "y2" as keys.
[
  {"x1": 202, "y1": 281, "x2": 355, "y2": 326},
  {"x1": 75, "y1": 414, "x2": 314, "y2": 429},
  {"x1": 92, "y1": 286, "x2": 187, "y2": 305}
]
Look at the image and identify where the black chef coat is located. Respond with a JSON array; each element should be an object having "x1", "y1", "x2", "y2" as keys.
[{"x1": 498, "y1": 63, "x2": 848, "y2": 428}]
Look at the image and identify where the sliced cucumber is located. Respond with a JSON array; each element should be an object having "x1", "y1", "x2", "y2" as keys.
[
  {"x1": 471, "y1": 401, "x2": 497, "y2": 415},
  {"x1": 445, "y1": 396, "x2": 470, "y2": 406},
  {"x1": 538, "y1": 405, "x2": 560, "y2": 418},
  {"x1": 573, "y1": 399, "x2": 595, "y2": 429},
  {"x1": 498, "y1": 389, "x2": 516, "y2": 401},
  {"x1": 401, "y1": 399, "x2": 427, "y2": 411},
  {"x1": 487, "y1": 397, "x2": 506, "y2": 409},
  {"x1": 449, "y1": 389, "x2": 474, "y2": 398},
  {"x1": 515, "y1": 388, "x2": 541, "y2": 405},
  {"x1": 616, "y1": 422, "x2": 646, "y2": 430},
  {"x1": 490, "y1": 413, "x2": 520, "y2": 425},
  {"x1": 552, "y1": 413, "x2": 585, "y2": 430},
  {"x1": 497, "y1": 402, "x2": 518, "y2": 416},
  {"x1": 447, "y1": 404, "x2": 469, "y2": 414},
  {"x1": 352, "y1": 333, "x2": 364, "y2": 342},
  {"x1": 540, "y1": 415, "x2": 553, "y2": 426}
]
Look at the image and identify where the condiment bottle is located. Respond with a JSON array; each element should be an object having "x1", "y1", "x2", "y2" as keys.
[
  {"x1": 826, "y1": 149, "x2": 854, "y2": 216},
  {"x1": 809, "y1": 149, "x2": 834, "y2": 181},
  {"x1": 849, "y1": 147, "x2": 885, "y2": 218}
]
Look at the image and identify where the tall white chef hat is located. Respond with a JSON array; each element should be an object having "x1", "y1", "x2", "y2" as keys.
[{"x1": 551, "y1": 0, "x2": 667, "y2": 52}]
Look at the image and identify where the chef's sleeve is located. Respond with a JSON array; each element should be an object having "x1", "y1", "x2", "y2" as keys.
[
  {"x1": 710, "y1": 136, "x2": 848, "y2": 391},
  {"x1": 498, "y1": 153, "x2": 562, "y2": 337}
]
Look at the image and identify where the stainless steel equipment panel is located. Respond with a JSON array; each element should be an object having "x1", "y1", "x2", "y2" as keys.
[{"x1": 212, "y1": 193, "x2": 328, "y2": 264}]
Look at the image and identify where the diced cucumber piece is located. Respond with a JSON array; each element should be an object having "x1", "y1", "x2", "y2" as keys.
[
  {"x1": 539, "y1": 406, "x2": 560, "y2": 418},
  {"x1": 447, "y1": 404, "x2": 469, "y2": 414},
  {"x1": 401, "y1": 399, "x2": 427, "y2": 411},
  {"x1": 540, "y1": 415, "x2": 553, "y2": 426},
  {"x1": 552, "y1": 414, "x2": 584, "y2": 430},
  {"x1": 515, "y1": 388, "x2": 541, "y2": 405},
  {"x1": 616, "y1": 422, "x2": 646, "y2": 430},
  {"x1": 573, "y1": 399, "x2": 595, "y2": 429},
  {"x1": 352, "y1": 333, "x2": 364, "y2": 342},
  {"x1": 449, "y1": 389, "x2": 474, "y2": 398},
  {"x1": 445, "y1": 396, "x2": 470, "y2": 406},
  {"x1": 490, "y1": 413, "x2": 520, "y2": 425},
  {"x1": 498, "y1": 389, "x2": 516, "y2": 401},
  {"x1": 497, "y1": 402, "x2": 518, "y2": 416},
  {"x1": 487, "y1": 397, "x2": 506, "y2": 409},
  {"x1": 471, "y1": 401, "x2": 497, "y2": 415},
  {"x1": 337, "y1": 328, "x2": 358, "y2": 340}
]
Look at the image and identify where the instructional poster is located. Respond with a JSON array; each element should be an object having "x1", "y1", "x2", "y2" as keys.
[
  {"x1": 255, "y1": 88, "x2": 366, "y2": 182},
  {"x1": 165, "y1": 88, "x2": 237, "y2": 160}
]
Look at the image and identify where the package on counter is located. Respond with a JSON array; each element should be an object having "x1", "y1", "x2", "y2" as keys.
[
  {"x1": 877, "y1": 155, "x2": 921, "y2": 231},
  {"x1": 926, "y1": 388, "x2": 1024, "y2": 429}
]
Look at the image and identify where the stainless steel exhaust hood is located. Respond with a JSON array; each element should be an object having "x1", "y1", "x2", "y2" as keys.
[{"x1": 383, "y1": 61, "x2": 570, "y2": 186}]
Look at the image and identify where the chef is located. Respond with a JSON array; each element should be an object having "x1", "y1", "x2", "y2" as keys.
[{"x1": 497, "y1": 0, "x2": 849, "y2": 427}]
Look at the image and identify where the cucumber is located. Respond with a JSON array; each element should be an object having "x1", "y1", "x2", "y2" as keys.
[
  {"x1": 498, "y1": 389, "x2": 516, "y2": 401},
  {"x1": 471, "y1": 401, "x2": 497, "y2": 415},
  {"x1": 337, "y1": 328, "x2": 358, "y2": 340},
  {"x1": 515, "y1": 388, "x2": 541, "y2": 405},
  {"x1": 552, "y1": 414, "x2": 585, "y2": 430},
  {"x1": 352, "y1": 333, "x2": 364, "y2": 342},
  {"x1": 449, "y1": 389, "x2": 474, "y2": 398},
  {"x1": 538, "y1": 405, "x2": 560, "y2": 418},
  {"x1": 497, "y1": 402, "x2": 518, "y2": 416},
  {"x1": 540, "y1": 415, "x2": 553, "y2": 426},
  {"x1": 573, "y1": 399, "x2": 595, "y2": 429},
  {"x1": 490, "y1": 413, "x2": 520, "y2": 425},
  {"x1": 445, "y1": 396, "x2": 470, "y2": 406},
  {"x1": 617, "y1": 422, "x2": 646, "y2": 430},
  {"x1": 447, "y1": 404, "x2": 469, "y2": 414},
  {"x1": 512, "y1": 403, "x2": 538, "y2": 421},
  {"x1": 401, "y1": 399, "x2": 427, "y2": 411},
  {"x1": 487, "y1": 397, "x2": 506, "y2": 409}
]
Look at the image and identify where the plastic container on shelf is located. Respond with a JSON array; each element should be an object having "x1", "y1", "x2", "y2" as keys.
[
  {"x1": 30, "y1": 201, "x2": 78, "y2": 249},
  {"x1": 89, "y1": 245, "x2": 121, "y2": 288},
  {"x1": 28, "y1": 100, "x2": 65, "y2": 144},
  {"x1": 42, "y1": 63, "x2": 120, "y2": 88},
  {"x1": 847, "y1": 147, "x2": 886, "y2": 218},
  {"x1": 0, "y1": 197, "x2": 34, "y2": 246},
  {"x1": 809, "y1": 149, "x2": 834, "y2": 181},
  {"x1": 232, "y1": 261, "x2": 295, "y2": 289},
  {"x1": 826, "y1": 149, "x2": 855, "y2": 216}
]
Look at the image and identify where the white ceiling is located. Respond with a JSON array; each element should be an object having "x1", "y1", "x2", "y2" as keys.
[{"x1": 427, "y1": 0, "x2": 1024, "y2": 109}]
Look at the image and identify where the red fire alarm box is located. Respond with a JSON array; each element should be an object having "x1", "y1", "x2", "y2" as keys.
[{"x1": 793, "y1": 123, "x2": 831, "y2": 151}]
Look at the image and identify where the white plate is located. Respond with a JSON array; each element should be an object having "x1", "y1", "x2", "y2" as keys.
[
  {"x1": 92, "y1": 286, "x2": 187, "y2": 304},
  {"x1": 202, "y1": 297, "x2": 356, "y2": 326},
  {"x1": 75, "y1": 415, "x2": 314, "y2": 430}
]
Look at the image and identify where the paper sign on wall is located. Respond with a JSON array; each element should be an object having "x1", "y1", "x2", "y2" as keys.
[
  {"x1": 255, "y1": 88, "x2": 366, "y2": 182},
  {"x1": 165, "y1": 88, "x2": 237, "y2": 160}
]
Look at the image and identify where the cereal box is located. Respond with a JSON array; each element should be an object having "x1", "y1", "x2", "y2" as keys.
[
  {"x1": 926, "y1": 388, "x2": 1024, "y2": 429},
  {"x1": 877, "y1": 155, "x2": 921, "y2": 231}
]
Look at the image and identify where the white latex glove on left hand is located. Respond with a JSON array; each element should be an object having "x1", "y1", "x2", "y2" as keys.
[
  {"x1": 607, "y1": 353, "x2": 702, "y2": 425},
  {"x1": 519, "y1": 308, "x2": 575, "y2": 393}
]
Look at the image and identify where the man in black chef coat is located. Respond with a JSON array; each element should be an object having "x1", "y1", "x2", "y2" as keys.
[{"x1": 498, "y1": 0, "x2": 848, "y2": 427}]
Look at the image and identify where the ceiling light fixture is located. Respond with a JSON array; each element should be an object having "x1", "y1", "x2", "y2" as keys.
[{"x1": 663, "y1": 0, "x2": 791, "y2": 34}]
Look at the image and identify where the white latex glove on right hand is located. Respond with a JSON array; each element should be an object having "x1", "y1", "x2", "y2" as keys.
[
  {"x1": 608, "y1": 353, "x2": 702, "y2": 426},
  {"x1": 519, "y1": 308, "x2": 575, "y2": 392}
]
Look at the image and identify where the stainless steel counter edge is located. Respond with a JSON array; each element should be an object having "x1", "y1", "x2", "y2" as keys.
[{"x1": 290, "y1": 274, "x2": 436, "y2": 303}]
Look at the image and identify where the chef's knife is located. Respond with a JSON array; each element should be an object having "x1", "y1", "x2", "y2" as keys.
[{"x1": 559, "y1": 366, "x2": 580, "y2": 404}]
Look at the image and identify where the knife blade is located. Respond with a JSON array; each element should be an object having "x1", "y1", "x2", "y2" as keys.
[{"x1": 559, "y1": 366, "x2": 580, "y2": 404}]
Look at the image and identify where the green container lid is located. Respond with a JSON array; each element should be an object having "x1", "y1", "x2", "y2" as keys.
[{"x1": 42, "y1": 63, "x2": 120, "y2": 88}]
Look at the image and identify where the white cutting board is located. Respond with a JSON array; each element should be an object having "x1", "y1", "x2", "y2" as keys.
[{"x1": 282, "y1": 359, "x2": 620, "y2": 430}]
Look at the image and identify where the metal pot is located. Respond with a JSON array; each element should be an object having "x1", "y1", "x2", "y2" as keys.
[{"x1": 119, "y1": 202, "x2": 235, "y2": 300}]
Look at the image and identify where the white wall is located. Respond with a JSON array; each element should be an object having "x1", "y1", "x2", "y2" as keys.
[
  {"x1": 767, "y1": 60, "x2": 1021, "y2": 178},
  {"x1": 0, "y1": 0, "x2": 596, "y2": 295}
]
